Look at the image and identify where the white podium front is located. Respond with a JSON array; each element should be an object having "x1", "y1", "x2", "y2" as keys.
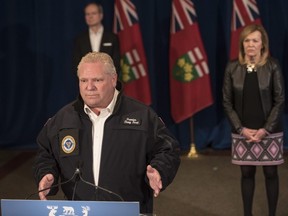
[{"x1": 1, "y1": 199, "x2": 139, "y2": 216}]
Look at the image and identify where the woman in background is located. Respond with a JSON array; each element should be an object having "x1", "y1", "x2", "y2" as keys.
[{"x1": 222, "y1": 24, "x2": 285, "y2": 216}]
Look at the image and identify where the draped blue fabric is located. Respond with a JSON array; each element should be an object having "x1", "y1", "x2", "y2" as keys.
[{"x1": 1, "y1": 0, "x2": 288, "y2": 150}]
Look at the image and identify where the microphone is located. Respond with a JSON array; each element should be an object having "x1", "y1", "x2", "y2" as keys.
[
  {"x1": 27, "y1": 165, "x2": 124, "y2": 202},
  {"x1": 25, "y1": 168, "x2": 80, "y2": 200},
  {"x1": 72, "y1": 168, "x2": 81, "y2": 200}
]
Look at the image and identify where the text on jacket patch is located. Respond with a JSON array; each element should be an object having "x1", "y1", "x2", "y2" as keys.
[{"x1": 124, "y1": 117, "x2": 141, "y2": 125}]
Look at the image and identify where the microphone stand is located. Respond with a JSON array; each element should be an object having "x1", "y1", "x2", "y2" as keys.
[
  {"x1": 72, "y1": 168, "x2": 81, "y2": 200},
  {"x1": 77, "y1": 169, "x2": 124, "y2": 202},
  {"x1": 26, "y1": 168, "x2": 79, "y2": 200},
  {"x1": 27, "y1": 167, "x2": 124, "y2": 202}
]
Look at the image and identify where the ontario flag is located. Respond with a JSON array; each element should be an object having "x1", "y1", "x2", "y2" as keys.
[
  {"x1": 230, "y1": 0, "x2": 262, "y2": 60},
  {"x1": 170, "y1": 0, "x2": 213, "y2": 123},
  {"x1": 113, "y1": 0, "x2": 151, "y2": 105}
]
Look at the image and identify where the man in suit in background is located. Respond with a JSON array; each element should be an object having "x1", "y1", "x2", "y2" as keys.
[{"x1": 73, "y1": 2, "x2": 121, "y2": 76}]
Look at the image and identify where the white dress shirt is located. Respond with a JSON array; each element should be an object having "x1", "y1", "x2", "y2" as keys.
[
  {"x1": 84, "y1": 90, "x2": 119, "y2": 185},
  {"x1": 89, "y1": 25, "x2": 104, "y2": 52}
]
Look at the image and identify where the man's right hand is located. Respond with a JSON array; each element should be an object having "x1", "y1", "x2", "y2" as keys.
[{"x1": 38, "y1": 174, "x2": 54, "y2": 200}]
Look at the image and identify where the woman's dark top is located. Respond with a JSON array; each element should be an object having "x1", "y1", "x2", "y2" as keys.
[{"x1": 242, "y1": 70, "x2": 265, "y2": 129}]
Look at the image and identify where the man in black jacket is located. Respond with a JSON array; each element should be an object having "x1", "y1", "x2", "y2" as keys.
[
  {"x1": 72, "y1": 3, "x2": 120, "y2": 75},
  {"x1": 34, "y1": 52, "x2": 180, "y2": 214}
]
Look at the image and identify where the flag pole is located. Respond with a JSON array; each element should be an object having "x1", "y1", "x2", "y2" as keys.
[{"x1": 187, "y1": 117, "x2": 198, "y2": 158}]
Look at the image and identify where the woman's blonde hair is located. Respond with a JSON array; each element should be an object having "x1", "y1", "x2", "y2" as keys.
[{"x1": 238, "y1": 24, "x2": 269, "y2": 66}]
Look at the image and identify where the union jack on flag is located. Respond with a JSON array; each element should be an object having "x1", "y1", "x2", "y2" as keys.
[
  {"x1": 171, "y1": 0, "x2": 197, "y2": 33},
  {"x1": 229, "y1": 0, "x2": 262, "y2": 60},
  {"x1": 231, "y1": 0, "x2": 261, "y2": 31},
  {"x1": 114, "y1": 0, "x2": 138, "y2": 33}
]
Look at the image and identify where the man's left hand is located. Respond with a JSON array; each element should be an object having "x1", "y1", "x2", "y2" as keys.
[{"x1": 146, "y1": 165, "x2": 162, "y2": 197}]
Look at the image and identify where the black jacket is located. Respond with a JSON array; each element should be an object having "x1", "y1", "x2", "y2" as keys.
[
  {"x1": 222, "y1": 57, "x2": 285, "y2": 133},
  {"x1": 34, "y1": 86, "x2": 180, "y2": 214},
  {"x1": 72, "y1": 30, "x2": 121, "y2": 74}
]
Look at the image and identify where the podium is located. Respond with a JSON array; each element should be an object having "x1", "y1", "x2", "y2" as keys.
[{"x1": 1, "y1": 199, "x2": 139, "y2": 216}]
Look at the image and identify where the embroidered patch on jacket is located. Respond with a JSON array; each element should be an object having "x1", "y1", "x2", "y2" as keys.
[
  {"x1": 61, "y1": 136, "x2": 76, "y2": 154},
  {"x1": 123, "y1": 117, "x2": 141, "y2": 125},
  {"x1": 59, "y1": 129, "x2": 79, "y2": 156}
]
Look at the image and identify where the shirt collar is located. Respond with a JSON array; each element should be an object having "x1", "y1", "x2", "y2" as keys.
[
  {"x1": 84, "y1": 89, "x2": 119, "y2": 115},
  {"x1": 89, "y1": 25, "x2": 103, "y2": 35}
]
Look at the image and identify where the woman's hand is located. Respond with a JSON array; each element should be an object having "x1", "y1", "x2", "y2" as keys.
[
  {"x1": 241, "y1": 127, "x2": 257, "y2": 142},
  {"x1": 252, "y1": 128, "x2": 268, "y2": 142},
  {"x1": 242, "y1": 127, "x2": 267, "y2": 142}
]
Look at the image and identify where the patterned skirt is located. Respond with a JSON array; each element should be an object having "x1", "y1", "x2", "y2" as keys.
[{"x1": 231, "y1": 132, "x2": 284, "y2": 166}]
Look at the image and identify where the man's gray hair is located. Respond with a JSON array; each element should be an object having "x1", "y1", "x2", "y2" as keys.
[{"x1": 77, "y1": 52, "x2": 117, "y2": 76}]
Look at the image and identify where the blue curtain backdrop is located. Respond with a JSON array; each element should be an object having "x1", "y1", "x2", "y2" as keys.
[{"x1": 1, "y1": 0, "x2": 288, "y2": 150}]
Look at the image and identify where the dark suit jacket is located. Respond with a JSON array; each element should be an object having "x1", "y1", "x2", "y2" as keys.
[{"x1": 73, "y1": 30, "x2": 121, "y2": 75}]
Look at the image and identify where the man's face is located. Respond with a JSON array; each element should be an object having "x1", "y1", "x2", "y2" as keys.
[
  {"x1": 78, "y1": 62, "x2": 117, "y2": 110},
  {"x1": 84, "y1": 4, "x2": 103, "y2": 28}
]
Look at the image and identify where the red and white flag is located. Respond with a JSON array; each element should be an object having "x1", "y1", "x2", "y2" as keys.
[
  {"x1": 230, "y1": 0, "x2": 262, "y2": 60},
  {"x1": 170, "y1": 0, "x2": 213, "y2": 123},
  {"x1": 113, "y1": 0, "x2": 151, "y2": 105}
]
